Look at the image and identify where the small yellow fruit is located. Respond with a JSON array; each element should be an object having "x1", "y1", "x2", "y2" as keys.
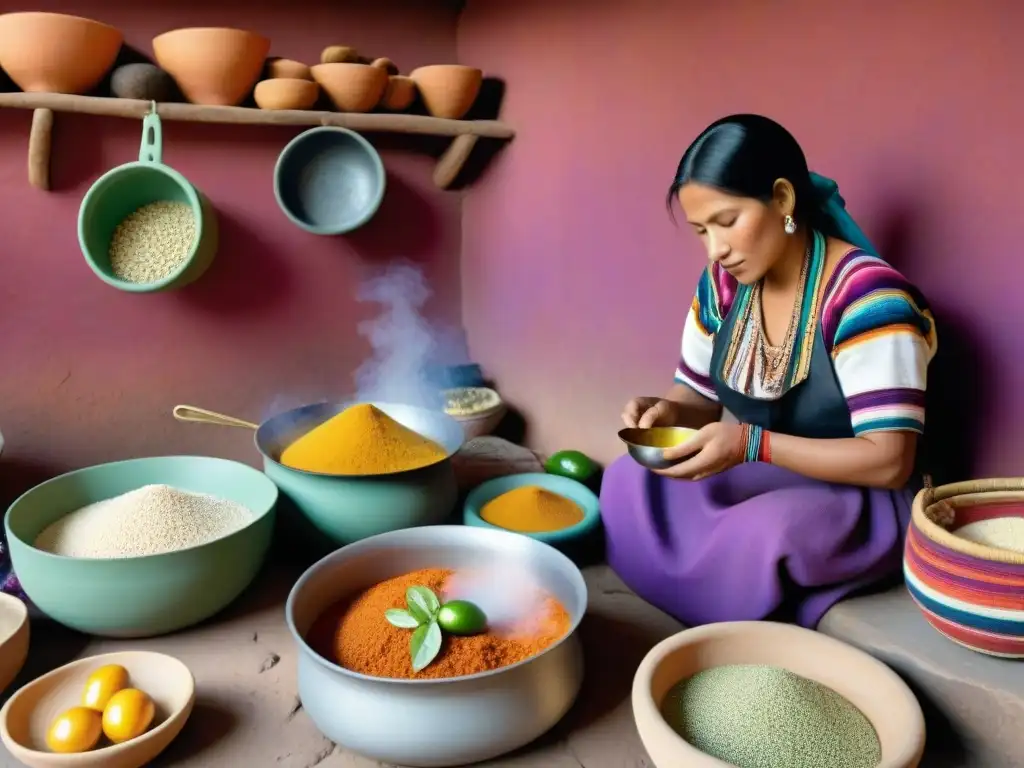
[
  {"x1": 102, "y1": 688, "x2": 155, "y2": 744},
  {"x1": 82, "y1": 664, "x2": 130, "y2": 711},
  {"x1": 46, "y1": 707, "x2": 102, "y2": 753}
]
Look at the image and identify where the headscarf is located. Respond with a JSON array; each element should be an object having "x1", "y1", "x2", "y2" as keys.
[{"x1": 809, "y1": 172, "x2": 880, "y2": 257}]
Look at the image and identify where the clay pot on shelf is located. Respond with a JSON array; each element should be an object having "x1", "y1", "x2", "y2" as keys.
[
  {"x1": 0, "y1": 12, "x2": 123, "y2": 94},
  {"x1": 266, "y1": 57, "x2": 312, "y2": 81},
  {"x1": 152, "y1": 27, "x2": 270, "y2": 106},
  {"x1": 410, "y1": 64, "x2": 483, "y2": 120},
  {"x1": 110, "y1": 63, "x2": 178, "y2": 102},
  {"x1": 254, "y1": 78, "x2": 320, "y2": 110},
  {"x1": 380, "y1": 75, "x2": 417, "y2": 111},
  {"x1": 371, "y1": 57, "x2": 399, "y2": 76},
  {"x1": 311, "y1": 63, "x2": 388, "y2": 113},
  {"x1": 320, "y1": 45, "x2": 359, "y2": 64}
]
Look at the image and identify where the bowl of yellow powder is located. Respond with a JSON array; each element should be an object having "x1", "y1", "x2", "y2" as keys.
[
  {"x1": 462, "y1": 473, "x2": 601, "y2": 550},
  {"x1": 255, "y1": 401, "x2": 465, "y2": 549}
]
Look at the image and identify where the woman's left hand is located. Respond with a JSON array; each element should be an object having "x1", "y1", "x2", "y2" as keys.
[{"x1": 654, "y1": 422, "x2": 745, "y2": 480}]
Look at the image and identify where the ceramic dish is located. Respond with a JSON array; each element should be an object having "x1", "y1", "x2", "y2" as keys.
[
  {"x1": 0, "y1": 650, "x2": 195, "y2": 768},
  {"x1": 618, "y1": 426, "x2": 697, "y2": 470},
  {"x1": 632, "y1": 621, "x2": 926, "y2": 768},
  {"x1": 0, "y1": 592, "x2": 29, "y2": 692},
  {"x1": 442, "y1": 387, "x2": 507, "y2": 439}
]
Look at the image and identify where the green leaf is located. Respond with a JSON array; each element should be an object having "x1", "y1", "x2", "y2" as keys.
[
  {"x1": 384, "y1": 608, "x2": 421, "y2": 629},
  {"x1": 406, "y1": 585, "x2": 440, "y2": 623},
  {"x1": 410, "y1": 620, "x2": 442, "y2": 672}
]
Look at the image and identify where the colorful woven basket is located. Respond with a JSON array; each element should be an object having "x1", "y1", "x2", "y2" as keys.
[{"x1": 904, "y1": 478, "x2": 1024, "y2": 658}]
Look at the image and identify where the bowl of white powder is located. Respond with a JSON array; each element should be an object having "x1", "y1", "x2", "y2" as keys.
[{"x1": 3, "y1": 456, "x2": 278, "y2": 638}]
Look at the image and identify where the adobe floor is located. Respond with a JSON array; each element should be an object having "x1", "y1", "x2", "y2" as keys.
[{"x1": 3, "y1": 564, "x2": 1021, "y2": 767}]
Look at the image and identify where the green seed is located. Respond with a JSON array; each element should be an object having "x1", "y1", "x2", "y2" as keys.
[
  {"x1": 660, "y1": 664, "x2": 881, "y2": 768},
  {"x1": 544, "y1": 450, "x2": 598, "y2": 482},
  {"x1": 437, "y1": 600, "x2": 487, "y2": 635}
]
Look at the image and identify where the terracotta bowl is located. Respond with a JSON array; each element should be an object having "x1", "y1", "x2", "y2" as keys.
[
  {"x1": 254, "y1": 78, "x2": 320, "y2": 111},
  {"x1": 632, "y1": 621, "x2": 926, "y2": 768},
  {"x1": 380, "y1": 75, "x2": 417, "y2": 111},
  {"x1": 265, "y1": 57, "x2": 312, "y2": 81},
  {"x1": 409, "y1": 64, "x2": 483, "y2": 120},
  {"x1": 0, "y1": 651, "x2": 194, "y2": 768},
  {"x1": 311, "y1": 63, "x2": 388, "y2": 113},
  {"x1": 904, "y1": 478, "x2": 1024, "y2": 658},
  {"x1": 0, "y1": 13, "x2": 123, "y2": 94},
  {"x1": 0, "y1": 593, "x2": 29, "y2": 693},
  {"x1": 152, "y1": 27, "x2": 270, "y2": 106}
]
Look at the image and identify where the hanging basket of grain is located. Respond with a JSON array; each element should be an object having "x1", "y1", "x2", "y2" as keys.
[{"x1": 903, "y1": 478, "x2": 1024, "y2": 658}]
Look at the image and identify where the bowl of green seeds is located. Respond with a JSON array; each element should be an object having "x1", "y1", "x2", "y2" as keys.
[{"x1": 631, "y1": 621, "x2": 926, "y2": 768}]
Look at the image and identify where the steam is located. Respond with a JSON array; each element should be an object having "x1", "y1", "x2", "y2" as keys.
[
  {"x1": 353, "y1": 261, "x2": 442, "y2": 409},
  {"x1": 443, "y1": 565, "x2": 549, "y2": 632}
]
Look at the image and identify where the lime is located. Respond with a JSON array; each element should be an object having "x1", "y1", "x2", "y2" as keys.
[
  {"x1": 437, "y1": 600, "x2": 487, "y2": 636},
  {"x1": 545, "y1": 449, "x2": 599, "y2": 481}
]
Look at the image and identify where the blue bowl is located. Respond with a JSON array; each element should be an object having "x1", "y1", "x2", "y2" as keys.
[
  {"x1": 273, "y1": 126, "x2": 386, "y2": 235},
  {"x1": 463, "y1": 472, "x2": 602, "y2": 547}
]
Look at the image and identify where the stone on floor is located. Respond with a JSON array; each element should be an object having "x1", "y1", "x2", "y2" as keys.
[{"x1": 819, "y1": 586, "x2": 1024, "y2": 768}]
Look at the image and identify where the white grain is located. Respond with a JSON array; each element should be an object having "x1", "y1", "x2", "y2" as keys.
[
  {"x1": 956, "y1": 517, "x2": 1024, "y2": 553},
  {"x1": 108, "y1": 201, "x2": 196, "y2": 284}
]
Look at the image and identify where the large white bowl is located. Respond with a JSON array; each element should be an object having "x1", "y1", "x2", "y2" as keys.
[{"x1": 286, "y1": 525, "x2": 587, "y2": 767}]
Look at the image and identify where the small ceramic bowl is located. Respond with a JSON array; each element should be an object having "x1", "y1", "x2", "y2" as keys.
[
  {"x1": 0, "y1": 651, "x2": 195, "y2": 768},
  {"x1": 618, "y1": 427, "x2": 698, "y2": 470},
  {"x1": 632, "y1": 621, "x2": 926, "y2": 768},
  {"x1": 0, "y1": 593, "x2": 29, "y2": 693},
  {"x1": 443, "y1": 387, "x2": 506, "y2": 440},
  {"x1": 463, "y1": 472, "x2": 602, "y2": 548},
  {"x1": 254, "y1": 78, "x2": 319, "y2": 110}
]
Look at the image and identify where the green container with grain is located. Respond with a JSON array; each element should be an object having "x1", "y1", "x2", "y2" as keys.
[{"x1": 78, "y1": 105, "x2": 218, "y2": 293}]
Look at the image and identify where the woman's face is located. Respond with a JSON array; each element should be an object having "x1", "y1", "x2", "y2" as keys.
[{"x1": 677, "y1": 183, "x2": 789, "y2": 284}]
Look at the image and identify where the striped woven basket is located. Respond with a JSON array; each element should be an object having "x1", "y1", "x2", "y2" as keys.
[{"x1": 904, "y1": 478, "x2": 1024, "y2": 658}]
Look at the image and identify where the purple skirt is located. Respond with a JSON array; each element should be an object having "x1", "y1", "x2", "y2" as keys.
[{"x1": 600, "y1": 456, "x2": 913, "y2": 628}]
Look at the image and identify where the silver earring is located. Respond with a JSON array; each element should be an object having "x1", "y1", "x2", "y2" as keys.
[{"x1": 784, "y1": 215, "x2": 797, "y2": 235}]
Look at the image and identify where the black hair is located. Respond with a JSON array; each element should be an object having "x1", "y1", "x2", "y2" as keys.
[{"x1": 667, "y1": 114, "x2": 825, "y2": 231}]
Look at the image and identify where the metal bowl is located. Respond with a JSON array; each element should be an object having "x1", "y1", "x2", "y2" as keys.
[
  {"x1": 618, "y1": 427, "x2": 698, "y2": 470},
  {"x1": 286, "y1": 525, "x2": 587, "y2": 767},
  {"x1": 273, "y1": 126, "x2": 386, "y2": 235}
]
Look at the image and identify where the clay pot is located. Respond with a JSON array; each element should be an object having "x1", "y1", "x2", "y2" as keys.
[
  {"x1": 254, "y1": 78, "x2": 319, "y2": 111},
  {"x1": 311, "y1": 63, "x2": 388, "y2": 113},
  {"x1": 380, "y1": 75, "x2": 416, "y2": 111},
  {"x1": 0, "y1": 12, "x2": 123, "y2": 94},
  {"x1": 152, "y1": 27, "x2": 270, "y2": 106},
  {"x1": 410, "y1": 64, "x2": 482, "y2": 120},
  {"x1": 110, "y1": 63, "x2": 178, "y2": 102},
  {"x1": 371, "y1": 58, "x2": 399, "y2": 76},
  {"x1": 320, "y1": 45, "x2": 359, "y2": 64},
  {"x1": 266, "y1": 58, "x2": 312, "y2": 81}
]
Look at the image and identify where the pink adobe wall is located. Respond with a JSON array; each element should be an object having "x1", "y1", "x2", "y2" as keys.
[
  {"x1": 0, "y1": 0, "x2": 463, "y2": 497},
  {"x1": 457, "y1": 0, "x2": 1024, "y2": 478}
]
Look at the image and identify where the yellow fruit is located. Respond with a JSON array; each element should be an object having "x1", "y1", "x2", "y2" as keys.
[
  {"x1": 82, "y1": 664, "x2": 130, "y2": 711},
  {"x1": 46, "y1": 707, "x2": 102, "y2": 753},
  {"x1": 102, "y1": 688, "x2": 155, "y2": 744}
]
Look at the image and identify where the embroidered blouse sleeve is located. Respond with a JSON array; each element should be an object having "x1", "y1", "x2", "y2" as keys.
[
  {"x1": 674, "y1": 264, "x2": 732, "y2": 401},
  {"x1": 821, "y1": 253, "x2": 938, "y2": 436}
]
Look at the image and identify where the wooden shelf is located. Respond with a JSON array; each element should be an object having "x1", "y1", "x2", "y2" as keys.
[{"x1": 0, "y1": 92, "x2": 515, "y2": 191}]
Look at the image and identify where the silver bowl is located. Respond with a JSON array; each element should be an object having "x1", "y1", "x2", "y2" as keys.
[
  {"x1": 618, "y1": 426, "x2": 698, "y2": 470},
  {"x1": 286, "y1": 525, "x2": 587, "y2": 767}
]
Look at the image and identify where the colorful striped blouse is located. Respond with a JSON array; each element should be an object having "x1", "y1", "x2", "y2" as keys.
[{"x1": 674, "y1": 249, "x2": 939, "y2": 435}]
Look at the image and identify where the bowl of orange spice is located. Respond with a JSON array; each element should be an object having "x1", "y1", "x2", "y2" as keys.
[{"x1": 286, "y1": 524, "x2": 586, "y2": 767}]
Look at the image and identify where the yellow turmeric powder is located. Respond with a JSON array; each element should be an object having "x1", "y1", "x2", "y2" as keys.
[
  {"x1": 480, "y1": 486, "x2": 584, "y2": 533},
  {"x1": 280, "y1": 403, "x2": 448, "y2": 475}
]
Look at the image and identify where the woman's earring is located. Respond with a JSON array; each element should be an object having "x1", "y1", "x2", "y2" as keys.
[{"x1": 783, "y1": 215, "x2": 797, "y2": 235}]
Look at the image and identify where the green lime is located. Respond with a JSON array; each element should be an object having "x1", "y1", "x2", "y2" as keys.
[
  {"x1": 545, "y1": 449, "x2": 599, "y2": 481},
  {"x1": 437, "y1": 600, "x2": 487, "y2": 636}
]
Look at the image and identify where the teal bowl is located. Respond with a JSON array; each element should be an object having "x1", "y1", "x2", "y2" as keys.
[
  {"x1": 4, "y1": 456, "x2": 278, "y2": 638},
  {"x1": 463, "y1": 473, "x2": 602, "y2": 548}
]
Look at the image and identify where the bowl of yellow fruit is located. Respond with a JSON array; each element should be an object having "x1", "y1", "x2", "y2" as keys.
[{"x1": 0, "y1": 651, "x2": 194, "y2": 767}]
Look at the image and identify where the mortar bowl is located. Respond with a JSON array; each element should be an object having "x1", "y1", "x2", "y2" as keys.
[{"x1": 286, "y1": 525, "x2": 587, "y2": 767}]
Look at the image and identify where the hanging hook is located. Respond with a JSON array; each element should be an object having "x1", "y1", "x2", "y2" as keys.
[{"x1": 149, "y1": 100, "x2": 158, "y2": 116}]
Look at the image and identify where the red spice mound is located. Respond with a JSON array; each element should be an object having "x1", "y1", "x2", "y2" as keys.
[{"x1": 306, "y1": 567, "x2": 572, "y2": 680}]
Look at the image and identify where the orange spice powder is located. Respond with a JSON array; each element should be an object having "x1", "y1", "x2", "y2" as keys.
[{"x1": 306, "y1": 567, "x2": 572, "y2": 679}]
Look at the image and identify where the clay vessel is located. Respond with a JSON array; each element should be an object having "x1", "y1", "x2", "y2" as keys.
[
  {"x1": 380, "y1": 75, "x2": 417, "y2": 111},
  {"x1": 0, "y1": 12, "x2": 123, "y2": 94},
  {"x1": 152, "y1": 27, "x2": 270, "y2": 106},
  {"x1": 266, "y1": 58, "x2": 312, "y2": 81},
  {"x1": 371, "y1": 57, "x2": 399, "y2": 76},
  {"x1": 254, "y1": 78, "x2": 319, "y2": 111},
  {"x1": 311, "y1": 63, "x2": 388, "y2": 113},
  {"x1": 410, "y1": 64, "x2": 482, "y2": 120}
]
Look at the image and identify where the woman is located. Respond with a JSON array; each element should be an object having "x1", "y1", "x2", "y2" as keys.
[{"x1": 600, "y1": 114, "x2": 937, "y2": 629}]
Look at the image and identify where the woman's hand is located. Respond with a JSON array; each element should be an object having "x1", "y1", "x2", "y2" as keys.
[
  {"x1": 654, "y1": 422, "x2": 745, "y2": 480},
  {"x1": 622, "y1": 397, "x2": 684, "y2": 429}
]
